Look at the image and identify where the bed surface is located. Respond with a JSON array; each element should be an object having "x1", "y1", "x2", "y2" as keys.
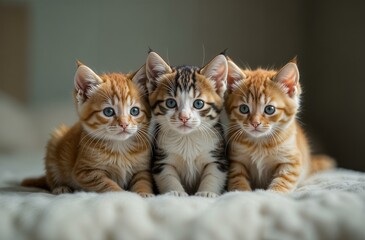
[{"x1": 1, "y1": 152, "x2": 365, "y2": 240}]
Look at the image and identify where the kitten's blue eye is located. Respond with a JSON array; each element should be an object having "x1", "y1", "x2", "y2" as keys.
[
  {"x1": 264, "y1": 105, "x2": 276, "y2": 115},
  {"x1": 130, "y1": 107, "x2": 140, "y2": 116},
  {"x1": 193, "y1": 99, "x2": 205, "y2": 109},
  {"x1": 103, "y1": 107, "x2": 115, "y2": 117},
  {"x1": 166, "y1": 98, "x2": 177, "y2": 108},
  {"x1": 239, "y1": 104, "x2": 250, "y2": 114}
]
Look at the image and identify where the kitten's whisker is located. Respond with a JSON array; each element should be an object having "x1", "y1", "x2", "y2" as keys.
[
  {"x1": 198, "y1": 124, "x2": 214, "y2": 142},
  {"x1": 81, "y1": 131, "x2": 103, "y2": 156},
  {"x1": 138, "y1": 127, "x2": 156, "y2": 143},
  {"x1": 166, "y1": 48, "x2": 170, "y2": 66},
  {"x1": 200, "y1": 122, "x2": 223, "y2": 139},
  {"x1": 197, "y1": 125, "x2": 210, "y2": 143},
  {"x1": 135, "y1": 132, "x2": 149, "y2": 152},
  {"x1": 79, "y1": 129, "x2": 106, "y2": 153},
  {"x1": 225, "y1": 128, "x2": 243, "y2": 152},
  {"x1": 201, "y1": 44, "x2": 206, "y2": 67},
  {"x1": 226, "y1": 129, "x2": 244, "y2": 153},
  {"x1": 137, "y1": 126, "x2": 154, "y2": 146}
]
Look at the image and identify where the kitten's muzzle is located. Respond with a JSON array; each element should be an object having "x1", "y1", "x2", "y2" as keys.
[
  {"x1": 119, "y1": 122, "x2": 129, "y2": 129},
  {"x1": 179, "y1": 116, "x2": 190, "y2": 124},
  {"x1": 251, "y1": 121, "x2": 261, "y2": 129},
  {"x1": 118, "y1": 123, "x2": 132, "y2": 135}
]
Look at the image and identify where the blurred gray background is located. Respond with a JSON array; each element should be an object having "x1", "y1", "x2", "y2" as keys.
[{"x1": 0, "y1": 0, "x2": 364, "y2": 171}]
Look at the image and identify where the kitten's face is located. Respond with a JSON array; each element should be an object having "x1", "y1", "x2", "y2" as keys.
[
  {"x1": 145, "y1": 52, "x2": 228, "y2": 134},
  {"x1": 225, "y1": 59, "x2": 300, "y2": 139},
  {"x1": 74, "y1": 64, "x2": 150, "y2": 141},
  {"x1": 151, "y1": 67, "x2": 223, "y2": 134}
]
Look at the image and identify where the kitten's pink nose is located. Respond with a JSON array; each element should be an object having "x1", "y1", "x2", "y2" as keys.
[
  {"x1": 120, "y1": 122, "x2": 129, "y2": 129},
  {"x1": 179, "y1": 115, "x2": 190, "y2": 123},
  {"x1": 251, "y1": 122, "x2": 261, "y2": 128}
]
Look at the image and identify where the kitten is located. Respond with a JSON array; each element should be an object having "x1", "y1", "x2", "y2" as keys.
[
  {"x1": 145, "y1": 51, "x2": 228, "y2": 197},
  {"x1": 21, "y1": 62, "x2": 154, "y2": 197},
  {"x1": 225, "y1": 57, "x2": 335, "y2": 192}
]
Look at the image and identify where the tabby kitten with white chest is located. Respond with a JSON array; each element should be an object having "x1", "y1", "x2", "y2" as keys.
[
  {"x1": 146, "y1": 51, "x2": 228, "y2": 197},
  {"x1": 225, "y1": 57, "x2": 335, "y2": 193}
]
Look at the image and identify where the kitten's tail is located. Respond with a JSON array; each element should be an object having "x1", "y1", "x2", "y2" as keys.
[
  {"x1": 21, "y1": 125, "x2": 69, "y2": 191},
  {"x1": 21, "y1": 175, "x2": 50, "y2": 190},
  {"x1": 309, "y1": 155, "x2": 336, "y2": 174}
]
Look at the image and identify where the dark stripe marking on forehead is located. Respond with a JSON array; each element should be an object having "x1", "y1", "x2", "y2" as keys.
[{"x1": 171, "y1": 66, "x2": 200, "y2": 96}]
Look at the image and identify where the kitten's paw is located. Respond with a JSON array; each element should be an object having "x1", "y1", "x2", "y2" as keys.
[
  {"x1": 195, "y1": 191, "x2": 219, "y2": 198},
  {"x1": 267, "y1": 186, "x2": 291, "y2": 193},
  {"x1": 229, "y1": 188, "x2": 252, "y2": 192},
  {"x1": 52, "y1": 186, "x2": 72, "y2": 195},
  {"x1": 165, "y1": 191, "x2": 189, "y2": 197},
  {"x1": 138, "y1": 192, "x2": 155, "y2": 198}
]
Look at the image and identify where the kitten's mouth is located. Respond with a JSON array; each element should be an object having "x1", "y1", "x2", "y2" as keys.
[
  {"x1": 119, "y1": 130, "x2": 130, "y2": 135},
  {"x1": 251, "y1": 129, "x2": 262, "y2": 133},
  {"x1": 106, "y1": 131, "x2": 132, "y2": 141},
  {"x1": 179, "y1": 125, "x2": 192, "y2": 129},
  {"x1": 247, "y1": 128, "x2": 269, "y2": 138},
  {"x1": 177, "y1": 124, "x2": 194, "y2": 132}
]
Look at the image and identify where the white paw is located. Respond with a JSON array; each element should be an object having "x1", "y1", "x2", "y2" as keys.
[
  {"x1": 52, "y1": 186, "x2": 72, "y2": 195},
  {"x1": 165, "y1": 191, "x2": 189, "y2": 197},
  {"x1": 195, "y1": 191, "x2": 219, "y2": 198},
  {"x1": 138, "y1": 192, "x2": 155, "y2": 198}
]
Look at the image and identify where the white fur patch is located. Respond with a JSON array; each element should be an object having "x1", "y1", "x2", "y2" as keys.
[{"x1": 156, "y1": 124, "x2": 222, "y2": 193}]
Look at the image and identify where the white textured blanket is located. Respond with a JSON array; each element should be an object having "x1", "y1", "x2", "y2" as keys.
[{"x1": 1, "y1": 152, "x2": 365, "y2": 240}]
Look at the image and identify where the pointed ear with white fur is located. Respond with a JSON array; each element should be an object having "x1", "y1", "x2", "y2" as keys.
[
  {"x1": 200, "y1": 54, "x2": 228, "y2": 97},
  {"x1": 227, "y1": 58, "x2": 246, "y2": 92},
  {"x1": 74, "y1": 63, "x2": 103, "y2": 104},
  {"x1": 273, "y1": 62, "x2": 300, "y2": 98},
  {"x1": 131, "y1": 64, "x2": 148, "y2": 96},
  {"x1": 146, "y1": 52, "x2": 172, "y2": 93}
]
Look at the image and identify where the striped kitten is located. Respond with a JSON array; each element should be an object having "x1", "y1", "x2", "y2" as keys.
[
  {"x1": 146, "y1": 51, "x2": 228, "y2": 197},
  {"x1": 22, "y1": 62, "x2": 154, "y2": 197},
  {"x1": 225, "y1": 57, "x2": 335, "y2": 193}
]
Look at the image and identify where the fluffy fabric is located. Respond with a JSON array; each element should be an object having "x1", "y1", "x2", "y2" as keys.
[{"x1": 1, "y1": 153, "x2": 365, "y2": 240}]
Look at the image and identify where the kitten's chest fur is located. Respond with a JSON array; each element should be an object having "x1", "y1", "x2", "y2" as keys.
[
  {"x1": 158, "y1": 127, "x2": 220, "y2": 192},
  {"x1": 232, "y1": 136, "x2": 298, "y2": 189},
  {"x1": 162, "y1": 131, "x2": 213, "y2": 162},
  {"x1": 73, "y1": 132, "x2": 150, "y2": 190},
  {"x1": 94, "y1": 141, "x2": 150, "y2": 188}
]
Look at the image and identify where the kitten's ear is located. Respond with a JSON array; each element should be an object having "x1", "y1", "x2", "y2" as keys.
[
  {"x1": 289, "y1": 56, "x2": 298, "y2": 64},
  {"x1": 273, "y1": 61, "x2": 300, "y2": 97},
  {"x1": 227, "y1": 58, "x2": 246, "y2": 91},
  {"x1": 131, "y1": 64, "x2": 148, "y2": 95},
  {"x1": 76, "y1": 60, "x2": 83, "y2": 68},
  {"x1": 146, "y1": 51, "x2": 172, "y2": 93},
  {"x1": 200, "y1": 54, "x2": 228, "y2": 97},
  {"x1": 74, "y1": 62, "x2": 103, "y2": 103}
]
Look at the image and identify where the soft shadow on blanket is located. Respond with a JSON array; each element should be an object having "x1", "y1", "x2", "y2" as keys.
[{"x1": 0, "y1": 180, "x2": 50, "y2": 195}]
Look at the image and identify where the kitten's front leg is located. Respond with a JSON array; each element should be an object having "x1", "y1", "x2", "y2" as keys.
[
  {"x1": 74, "y1": 168, "x2": 123, "y2": 193},
  {"x1": 153, "y1": 164, "x2": 187, "y2": 197},
  {"x1": 268, "y1": 161, "x2": 301, "y2": 193},
  {"x1": 227, "y1": 160, "x2": 252, "y2": 192},
  {"x1": 129, "y1": 170, "x2": 154, "y2": 198},
  {"x1": 195, "y1": 161, "x2": 227, "y2": 198}
]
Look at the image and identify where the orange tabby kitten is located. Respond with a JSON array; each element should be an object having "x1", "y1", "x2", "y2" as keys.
[
  {"x1": 22, "y1": 62, "x2": 154, "y2": 196},
  {"x1": 225, "y1": 57, "x2": 335, "y2": 192}
]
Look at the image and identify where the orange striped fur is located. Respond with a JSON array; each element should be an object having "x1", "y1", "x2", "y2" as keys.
[
  {"x1": 22, "y1": 63, "x2": 154, "y2": 196},
  {"x1": 225, "y1": 58, "x2": 335, "y2": 193}
]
